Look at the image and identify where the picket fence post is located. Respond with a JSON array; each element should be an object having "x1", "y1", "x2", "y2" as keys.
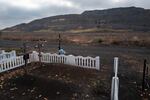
[
  {"x1": 66, "y1": 55, "x2": 76, "y2": 66},
  {"x1": 114, "y1": 57, "x2": 119, "y2": 77},
  {"x1": 111, "y1": 57, "x2": 119, "y2": 100},
  {"x1": 96, "y1": 56, "x2": 100, "y2": 70}
]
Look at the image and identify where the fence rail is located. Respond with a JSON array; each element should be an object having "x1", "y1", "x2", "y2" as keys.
[
  {"x1": 0, "y1": 50, "x2": 16, "y2": 61},
  {"x1": 0, "y1": 51, "x2": 100, "y2": 73},
  {"x1": 41, "y1": 53, "x2": 67, "y2": 64},
  {"x1": 0, "y1": 56, "x2": 24, "y2": 73},
  {"x1": 75, "y1": 56, "x2": 100, "y2": 70},
  {"x1": 0, "y1": 53, "x2": 34, "y2": 73},
  {"x1": 40, "y1": 52, "x2": 100, "y2": 70}
]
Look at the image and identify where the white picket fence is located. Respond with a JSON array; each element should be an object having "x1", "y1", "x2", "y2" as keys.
[
  {"x1": 0, "y1": 54, "x2": 34, "y2": 73},
  {"x1": 111, "y1": 57, "x2": 119, "y2": 100},
  {"x1": 0, "y1": 51, "x2": 100, "y2": 73},
  {"x1": 34, "y1": 51, "x2": 100, "y2": 70},
  {"x1": 0, "y1": 56, "x2": 24, "y2": 73},
  {"x1": 0, "y1": 50, "x2": 16, "y2": 61}
]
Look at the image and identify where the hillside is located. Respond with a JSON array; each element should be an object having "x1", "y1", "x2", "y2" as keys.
[{"x1": 2, "y1": 7, "x2": 150, "y2": 32}]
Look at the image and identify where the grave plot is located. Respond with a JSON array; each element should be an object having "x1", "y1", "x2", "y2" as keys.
[{"x1": 0, "y1": 63, "x2": 110, "y2": 100}]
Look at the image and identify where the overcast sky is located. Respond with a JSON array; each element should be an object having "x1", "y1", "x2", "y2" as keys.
[{"x1": 0, "y1": 0, "x2": 150, "y2": 29}]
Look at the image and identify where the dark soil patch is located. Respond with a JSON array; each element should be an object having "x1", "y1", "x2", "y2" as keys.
[
  {"x1": 0, "y1": 64, "x2": 110, "y2": 100},
  {"x1": 0, "y1": 74, "x2": 81, "y2": 100}
]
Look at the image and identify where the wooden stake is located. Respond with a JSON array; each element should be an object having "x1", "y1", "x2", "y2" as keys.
[{"x1": 142, "y1": 59, "x2": 147, "y2": 91}]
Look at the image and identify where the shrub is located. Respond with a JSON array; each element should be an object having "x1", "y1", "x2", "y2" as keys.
[
  {"x1": 92, "y1": 80, "x2": 109, "y2": 96},
  {"x1": 111, "y1": 40, "x2": 120, "y2": 45},
  {"x1": 98, "y1": 38, "x2": 103, "y2": 43}
]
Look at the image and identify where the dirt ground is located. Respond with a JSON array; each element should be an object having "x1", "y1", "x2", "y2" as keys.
[{"x1": 0, "y1": 63, "x2": 110, "y2": 100}]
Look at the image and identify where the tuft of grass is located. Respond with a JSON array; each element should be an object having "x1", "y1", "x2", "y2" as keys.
[
  {"x1": 111, "y1": 40, "x2": 121, "y2": 45},
  {"x1": 69, "y1": 28, "x2": 131, "y2": 33},
  {"x1": 92, "y1": 80, "x2": 110, "y2": 96},
  {"x1": 98, "y1": 39, "x2": 103, "y2": 43}
]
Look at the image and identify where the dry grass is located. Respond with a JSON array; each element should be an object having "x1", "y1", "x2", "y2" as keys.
[
  {"x1": 69, "y1": 28, "x2": 131, "y2": 33},
  {"x1": 1, "y1": 31, "x2": 150, "y2": 47}
]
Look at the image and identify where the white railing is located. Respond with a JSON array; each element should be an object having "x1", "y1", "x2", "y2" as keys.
[
  {"x1": 29, "y1": 51, "x2": 39, "y2": 62},
  {"x1": 40, "y1": 52, "x2": 100, "y2": 70},
  {"x1": 41, "y1": 53, "x2": 67, "y2": 64},
  {"x1": 0, "y1": 51, "x2": 100, "y2": 73},
  {"x1": 74, "y1": 56, "x2": 100, "y2": 70},
  {"x1": 111, "y1": 57, "x2": 119, "y2": 100},
  {"x1": 0, "y1": 53, "x2": 34, "y2": 73},
  {"x1": 0, "y1": 50, "x2": 16, "y2": 61},
  {"x1": 0, "y1": 56, "x2": 24, "y2": 73}
]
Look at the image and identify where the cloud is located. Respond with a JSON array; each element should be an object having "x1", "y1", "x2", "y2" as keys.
[
  {"x1": 0, "y1": 0, "x2": 79, "y2": 10},
  {"x1": 0, "y1": 0, "x2": 81, "y2": 29},
  {"x1": 70, "y1": 0, "x2": 135, "y2": 10},
  {"x1": 0, "y1": 0, "x2": 150, "y2": 29}
]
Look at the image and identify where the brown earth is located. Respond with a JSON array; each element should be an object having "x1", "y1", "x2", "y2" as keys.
[
  {"x1": 1, "y1": 32, "x2": 150, "y2": 47},
  {"x1": 0, "y1": 63, "x2": 110, "y2": 100}
]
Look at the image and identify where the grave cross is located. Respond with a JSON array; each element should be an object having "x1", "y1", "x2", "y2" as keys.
[{"x1": 23, "y1": 42, "x2": 29, "y2": 74}]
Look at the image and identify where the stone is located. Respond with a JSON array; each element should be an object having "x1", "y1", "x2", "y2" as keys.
[
  {"x1": 43, "y1": 97, "x2": 48, "y2": 100},
  {"x1": 85, "y1": 94, "x2": 89, "y2": 98},
  {"x1": 10, "y1": 87, "x2": 18, "y2": 91},
  {"x1": 73, "y1": 93, "x2": 77, "y2": 97},
  {"x1": 39, "y1": 94, "x2": 42, "y2": 98},
  {"x1": 22, "y1": 92, "x2": 26, "y2": 96},
  {"x1": 56, "y1": 91, "x2": 60, "y2": 95},
  {"x1": 55, "y1": 74, "x2": 58, "y2": 77},
  {"x1": 10, "y1": 96, "x2": 15, "y2": 99}
]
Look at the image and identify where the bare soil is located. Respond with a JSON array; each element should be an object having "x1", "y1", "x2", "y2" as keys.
[{"x1": 0, "y1": 64, "x2": 110, "y2": 100}]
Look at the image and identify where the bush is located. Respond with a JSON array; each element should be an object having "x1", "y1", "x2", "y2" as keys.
[
  {"x1": 111, "y1": 40, "x2": 120, "y2": 45},
  {"x1": 98, "y1": 38, "x2": 103, "y2": 43},
  {"x1": 92, "y1": 80, "x2": 109, "y2": 96}
]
